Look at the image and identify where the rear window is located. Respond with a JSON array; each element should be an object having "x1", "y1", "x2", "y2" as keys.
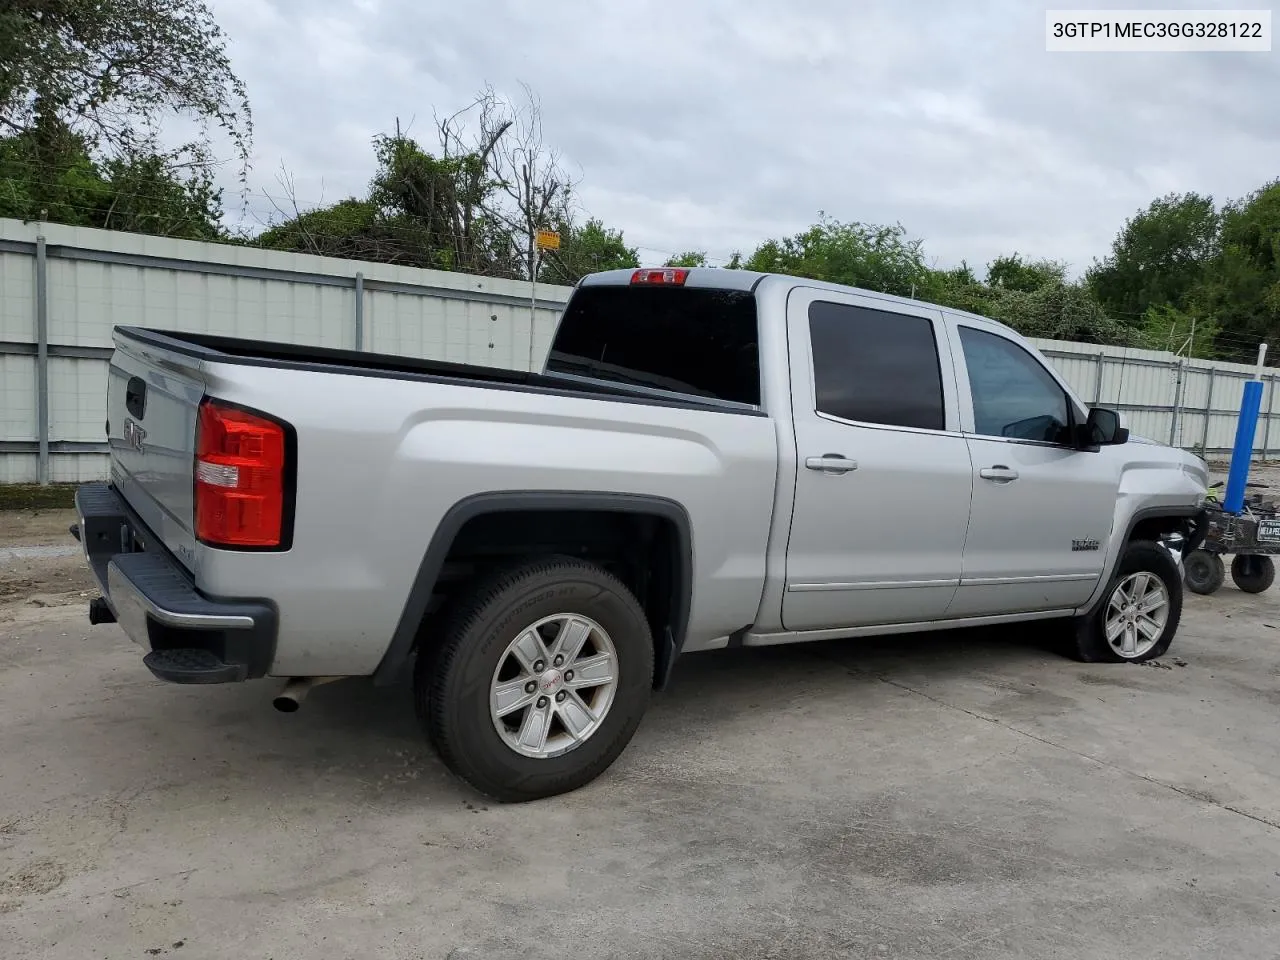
[{"x1": 546, "y1": 286, "x2": 760, "y2": 406}]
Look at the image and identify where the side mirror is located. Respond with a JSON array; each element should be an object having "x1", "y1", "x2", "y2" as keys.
[{"x1": 1083, "y1": 407, "x2": 1129, "y2": 447}]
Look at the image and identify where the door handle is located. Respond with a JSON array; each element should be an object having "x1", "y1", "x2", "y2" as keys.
[
  {"x1": 979, "y1": 465, "x2": 1019, "y2": 483},
  {"x1": 805, "y1": 454, "x2": 858, "y2": 474}
]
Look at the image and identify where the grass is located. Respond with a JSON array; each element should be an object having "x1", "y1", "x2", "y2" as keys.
[{"x1": 0, "y1": 484, "x2": 79, "y2": 511}]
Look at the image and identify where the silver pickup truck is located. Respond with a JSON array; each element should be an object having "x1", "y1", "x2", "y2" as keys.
[{"x1": 72, "y1": 266, "x2": 1208, "y2": 801}]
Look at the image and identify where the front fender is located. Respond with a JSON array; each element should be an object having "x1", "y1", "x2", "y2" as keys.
[{"x1": 1076, "y1": 463, "x2": 1206, "y2": 615}]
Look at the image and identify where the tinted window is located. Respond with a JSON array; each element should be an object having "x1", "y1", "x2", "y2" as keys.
[
  {"x1": 808, "y1": 301, "x2": 945, "y2": 431},
  {"x1": 547, "y1": 286, "x2": 759, "y2": 405},
  {"x1": 959, "y1": 326, "x2": 1071, "y2": 443}
]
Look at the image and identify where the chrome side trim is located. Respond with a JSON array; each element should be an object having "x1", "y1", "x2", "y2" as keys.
[
  {"x1": 959, "y1": 573, "x2": 1099, "y2": 586},
  {"x1": 788, "y1": 578, "x2": 960, "y2": 592},
  {"x1": 788, "y1": 572, "x2": 1097, "y2": 592},
  {"x1": 745, "y1": 608, "x2": 1076, "y2": 646}
]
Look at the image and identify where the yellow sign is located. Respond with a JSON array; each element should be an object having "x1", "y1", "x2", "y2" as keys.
[{"x1": 535, "y1": 229, "x2": 561, "y2": 251}]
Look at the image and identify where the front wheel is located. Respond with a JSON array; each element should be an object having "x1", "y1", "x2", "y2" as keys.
[
  {"x1": 416, "y1": 556, "x2": 655, "y2": 802},
  {"x1": 1067, "y1": 540, "x2": 1183, "y2": 663},
  {"x1": 1231, "y1": 554, "x2": 1275, "y2": 594}
]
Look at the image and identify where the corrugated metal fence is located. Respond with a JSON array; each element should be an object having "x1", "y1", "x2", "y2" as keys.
[{"x1": 1, "y1": 217, "x2": 1275, "y2": 484}]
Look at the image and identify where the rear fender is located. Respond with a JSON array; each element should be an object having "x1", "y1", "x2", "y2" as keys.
[{"x1": 372, "y1": 491, "x2": 693, "y2": 688}]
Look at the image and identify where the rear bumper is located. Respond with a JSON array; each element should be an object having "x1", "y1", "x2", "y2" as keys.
[{"x1": 73, "y1": 482, "x2": 277, "y2": 683}]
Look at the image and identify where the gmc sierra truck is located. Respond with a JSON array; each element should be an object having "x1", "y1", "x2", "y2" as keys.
[{"x1": 72, "y1": 267, "x2": 1208, "y2": 801}]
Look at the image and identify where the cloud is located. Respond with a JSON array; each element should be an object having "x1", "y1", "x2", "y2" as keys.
[{"x1": 208, "y1": 0, "x2": 1280, "y2": 276}]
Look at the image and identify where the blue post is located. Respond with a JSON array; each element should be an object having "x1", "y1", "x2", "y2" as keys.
[{"x1": 1224, "y1": 343, "x2": 1269, "y2": 514}]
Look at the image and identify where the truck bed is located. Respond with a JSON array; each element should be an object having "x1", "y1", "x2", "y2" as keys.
[
  {"x1": 100, "y1": 323, "x2": 780, "y2": 680},
  {"x1": 118, "y1": 327, "x2": 760, "y2": 415}
]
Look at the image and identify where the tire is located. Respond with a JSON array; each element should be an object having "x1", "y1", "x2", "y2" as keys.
[
  {"x1": 1231, "y1": 554, "x2": 1276, "y2": 594},
  {"x1": 415, "y1": 555, "x2": 655, "y2": 802},
  {"x1": 1066, "y1": 540, "x2": 1183, "y2": 663},
  {"x1": 1183, "y1": 549, "x2": 1225, "y2": 595}
]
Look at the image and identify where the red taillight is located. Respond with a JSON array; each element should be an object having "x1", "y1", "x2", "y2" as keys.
[
  {"x1": 630, "y1": 267, "x2": 689, "y2": 286},
  {"x1": 194, "y1": 400, "x2": 288, "y2": 548}
]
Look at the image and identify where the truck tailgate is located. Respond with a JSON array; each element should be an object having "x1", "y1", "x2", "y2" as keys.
[{"x1": 107, "y1": 330, "x2": 207, "y2": 571}]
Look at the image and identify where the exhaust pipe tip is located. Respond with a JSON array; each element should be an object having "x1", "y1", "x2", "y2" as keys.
[{"x1": 272, "y1": 676, "x2": 342, "y2": 713}]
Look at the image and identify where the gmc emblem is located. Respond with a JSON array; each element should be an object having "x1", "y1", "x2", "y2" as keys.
[{"x1": 123, "y1": 418, "x2": 147, "y2": 452}]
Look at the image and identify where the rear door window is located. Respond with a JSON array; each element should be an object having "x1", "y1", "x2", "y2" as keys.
[{"x1": 808, "y1": 301, "x2": 946, "y2": 431}]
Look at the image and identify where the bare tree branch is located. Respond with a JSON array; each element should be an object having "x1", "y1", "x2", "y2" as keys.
[{"x1": 479, "y1": 83, "x2": 579, "y2": 278}]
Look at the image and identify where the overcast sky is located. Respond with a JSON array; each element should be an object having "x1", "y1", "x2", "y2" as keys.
[{"x1": 206, "y1": 0, "x2": 1279, "y2": 277}]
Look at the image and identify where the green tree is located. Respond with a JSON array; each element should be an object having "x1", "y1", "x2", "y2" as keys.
[
  {"x1": 986, "y1": 282, "x2": 1140, "y2": 346},
  {"x1": 1141, "y1": 303, "x2": 1219, "y2": 358},
  {"x1": 261, "y1": 119, "x2": 516, "y2": 273},
  {"x1": 1194, "y1": 179, "x2": 1280, "y2": 359},
  {"x1": 539, "y1": 218, "x2": 639, "y2": 285},
  {"x1": 986, "y1": 253, "x2": 1066, "y2": 292},
  {"x1": 98, "y1": 149, "x2": 221, "y2": 238},
  {"x1": 0, "y1": 0, "x2": 251, "y2": 178},
  {"x1": 919, "y1": 261, "x2": 991, "y2": 315},
  {"x1": 745, "y1": 214, "x2": 930, "y2": 297},
  {"x1": 1086, "y1": 192, "x2": 1219, "y2": 322},
  {"x1": 367, "y1": 125, "x2": 513, "y2": 274},
  {"x1": 258, "y1": 90, "x2": 575, "y2": 278},
  {"x1": 254, "y1": 198, "x2": 419, "y2": 263},
  {"x1": 664, "y1": 251, "x2": 708, "y2": 268},
  {"x1": 0, "y1": 122, "x2": 106, "y2": 225},
  {"x1": 0, "y1": 123, "x2": 222, "y2": 238},
  {"x1": 740, "y1": 216, "x2": 1138, "y2": 346},
  {"x1": 0, "y1": 0, "x2": 247, "y2": 239},
  {"x1": 920, "y1": 254, "x2": 1140, "y2": 347}
]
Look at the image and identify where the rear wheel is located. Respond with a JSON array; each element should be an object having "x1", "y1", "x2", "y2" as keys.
[
  {"x1": 415, "y1": 556, "x2": 654, "y2": 802},
  {"x1": 1231, "y1": 554, "x2": 1275, "y2": 594},
  {"x1": 1066, "y1": 540, "x2": 1182, "y2": 663},
  {"x1": 1183, "y1": 549, "x2": 1225, "y2": 595}
]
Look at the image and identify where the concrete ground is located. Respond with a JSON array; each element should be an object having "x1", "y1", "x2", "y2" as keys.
[{"x1": 3, "y1": 510, "x2": 1280, "y2": 959}]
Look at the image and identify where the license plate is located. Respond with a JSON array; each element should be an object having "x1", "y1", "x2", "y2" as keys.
[{"x1": 1258, "y1": 519, "x2": 1280, "y2": 542}]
